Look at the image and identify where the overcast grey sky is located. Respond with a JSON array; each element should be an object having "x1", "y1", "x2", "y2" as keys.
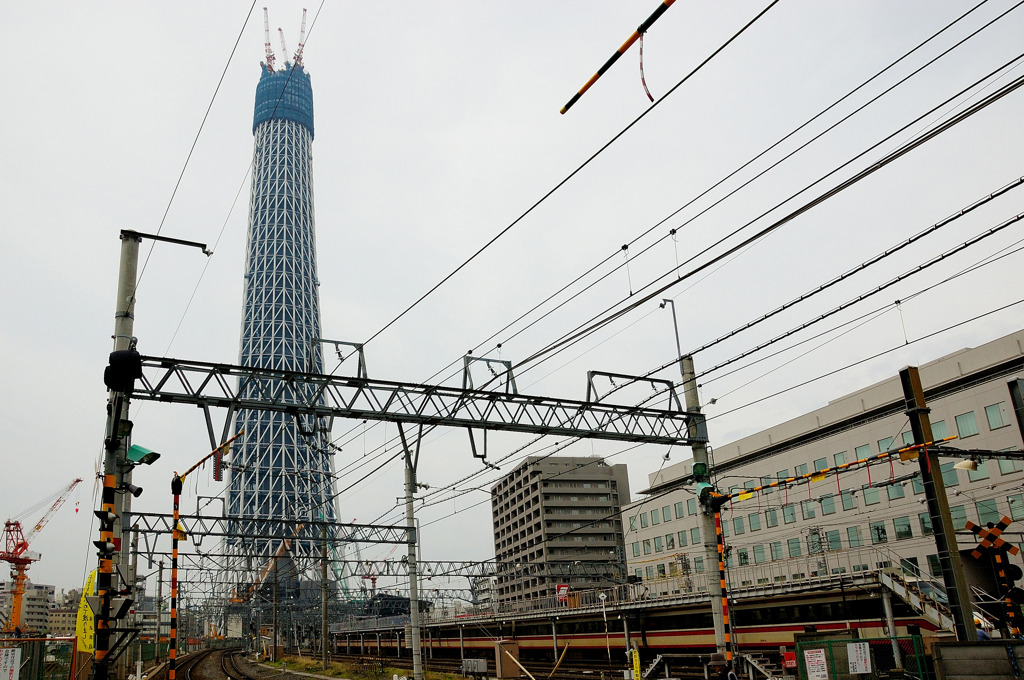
[{"x1": 3, "y1": 1, "x2": 1024, "y2": 594}]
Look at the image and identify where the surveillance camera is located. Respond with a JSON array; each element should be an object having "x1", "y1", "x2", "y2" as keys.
[{"x1": 122, "y1": 483, "x2": 143, "y2": 498}]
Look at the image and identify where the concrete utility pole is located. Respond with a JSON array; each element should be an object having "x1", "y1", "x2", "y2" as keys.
[
  {"x1": 899, "y1": 366, "x2": 977, "y2": 641},
  {"x1": 397, "y1": 426, "x2": 424, "y2": 680},
  {"x1": 662, "y1": 311, "x2": 725, "y2": 656}
]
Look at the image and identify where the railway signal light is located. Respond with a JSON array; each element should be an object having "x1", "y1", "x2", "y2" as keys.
[{"x1": 104, "y1": 349, "x2": 142, "y2": 393}]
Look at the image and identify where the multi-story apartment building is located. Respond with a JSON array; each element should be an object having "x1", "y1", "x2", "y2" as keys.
[
  {"x1": 0, "y1": 581, "x2": 56, "y2": 633},
  {"x1": 491, "y1": 456, "x2": 630, "y2": 606},
  {"x1": 624, "y1": 329, "x2": 1024, "y2": 595}
]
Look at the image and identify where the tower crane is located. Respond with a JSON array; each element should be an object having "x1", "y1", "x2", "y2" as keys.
[
  {"x1": 262, "y1": 7, "x2": 276, "y2": 72},
  {"x1": 1, "y1": 478, "x2": 83, "y2": 634},
  {"x1": 277, "y1": 28, "x2": 289, "y2": 67},
  {"x1": 293, "y1": 8, "x2": 307, "y2": 67}
]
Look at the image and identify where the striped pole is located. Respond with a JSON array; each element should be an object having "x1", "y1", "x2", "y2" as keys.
[
  {"x1": 169, "y1": 474, "x2": 183, "y2": 680},
  {"x1": 993, "y1": 549, "x2": 1021, "y2": 637},
  {"x1": 560, "y1": 0, "x2": 676, "y2": 114},
  {"x1": 92, "y1": 472, "x2": 118, "y2": 680},
  {"x1": 713, "y1": 510, "x2": 733, "y2": 666}
]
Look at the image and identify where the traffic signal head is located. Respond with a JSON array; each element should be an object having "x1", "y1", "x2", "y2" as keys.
[{"x1": 692, "y1": 462, "x2": 708, "y2": 479}]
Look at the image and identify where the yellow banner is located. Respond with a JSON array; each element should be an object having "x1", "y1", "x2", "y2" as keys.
[
  {"x1": 810, "y1": 472, "x2": 827, "y2": 482},
  {"x1": 736, "y1": 492, "x2": 753, "y2": 501},
  {"x1": 75, "y1": 570, "x2": 97, "y2": 653}
]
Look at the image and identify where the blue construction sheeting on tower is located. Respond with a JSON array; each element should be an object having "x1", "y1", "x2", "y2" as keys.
[{"x1": 252, "y1": 65, "x2": 314, "y2": 138}]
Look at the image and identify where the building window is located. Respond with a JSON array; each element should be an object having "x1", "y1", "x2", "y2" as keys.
[
  {"x1": 635, "y1": 568, "x2": 643, "y2": 580},
  {"x1": 801, "y1": 500, "x2": 816, "y2": 520},
  {"x1": 654, "y1": 536, "x2": 664, "y2": 552},
  {"x1": 834, "y1": 451, "x2": 847, "y2": 466},
  {"x1": 902, "y1": 431, "x2": 916, "y2": 446},
  {"x1": 986, "y1": 403, "x2": 1008, "y2": 429},
  {"x1": 687, "y1": 499, "x2": 697, "y2": 515},
  {"x1": 657, "y1": 564, "x2": 666, "y2": 578},
  {"x1": 949, "y1": 504, "x2": 967, "y2": 529},
  {"x1": 795, "y1": 463, "x2": 809, "y2": 477},
  {"x1": 918, "y1": 512, "x2": 933, "y2": 535},
  {"x1": 651, "y1": 510, "x2": 660, "y2": 526},
  {"x1": 722, "y1": 521, "x2": 729, "y2": 538},
  {"x1": 912, "y1": 475, "x2": 924, "y2": 494},
  {"x1": 690, "y1": 527, "x2": 700, "y2": 545},
  {"x1": 645, "y1": 565, "x2": 655, "y2": 580},
  {"x1": 955, "y1": 411, "x2": 979, "y2": 438},
  {"x1": 787, "y1": 538, "x2": 802, "y2": 558},
  {"x1": 977, "y1": 500, "x2": 1001, "y2": 526},
  {"x1": 968, "y1": 461, "x2": 990, "y2": 482},
  {"x1": 999, "y1": 457, "x2": 1024, "y2": 475},
  {"x1": 808, "y1": 532, "x2": 822, "y2": 554},
  {"x1": 737, "y1": 548, "x2": 750, "y2": 566},
  {"x1": 765, "y1": 508, "x2": 779, "y2": 527},
  {"x1": 753, "y1": 544, "x2": 766, "y2": 564},
  {"x1": 940, "y1": 462, "x2": 960, "y2": 487},
  {"x1": 826, "y1": 530, "x2": 842, "y2": 551},
  {"x1": 629, "y1": 516, "x2": 638, "y2": 531},
  {"x1": 733, "y1": 517, "x2": 745, "y2": 535},
  {"x1": 631, "y1": 542, "x2": 640, "y2": 557},
  {"x1": 769, "y1": 542, "x2": 783, "y2": 560},
  {"x1": 841, "y1": 490, "x2": 857, "y2": 510},
  {"x1": 643, "y1": 540, "x2": 652, "y2": 555},
  {"x1": 863, "y1": 487, "x2": 880, "y2": 505},
  {"x1": 927, "y1": 554, "x2": 942, "y2": 578},
  {"x1": 761, "y1": 476, "x2": 774, "y2": 494},
  {"x1": 1010, "y1": 494, "x2": 1024, "y2": 521},
  {"x1": 887, "y1": 484, "x2": 906, "y2": 501},
  {"x1": 678, "y1": 530, "x2": 688, "y2": 547},
  {"x1": 870, "y1": 521, "x2": 888, "y2": 544},
  {"x1": 855, "y1": 444, "x2": 871, "y2": 459},
  {"x1": 674, "y1": 502, "x2": 685, "y2": 519},
  {"x1": 878, "y1": 437, "x2": 894, "y2": 453},
  {"x1": 748, "y1": 512, "x2": 762, "y2": 531},
  {"x1": 820, "y1": 494, "x2": 836, "y2": 515},
  {"x1": 932, "y1": 420, "x2": 948, "y2": 439},
  {"x1": 783, "y1": 505, "x2": 796, "y2": 524},
  {"x1": 694, "y1": 557, "x2": 704, "y2": 573},
  {"x1": 847, "y1": 526, "x2": 863, "y2": 547},
  {"x1": 666, "y1": 533, "x2": 675, "y2": 550},
  {"x1": 662, "y1": 506, "x2": 672, "y2": 523},
  {"x1": 640, "y1": 514, "x2": 648, "y2": 528},
  {"x1": 893, "y1": 516, "x2": 913, "y2": 540},
  {"x1": 813, "y1": 457, "x2": 828, "y2": 472},
  {"x1": 777, "y1": 469, "x2": 790, "y2": 482}
]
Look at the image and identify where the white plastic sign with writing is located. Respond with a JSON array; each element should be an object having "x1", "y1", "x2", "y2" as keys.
[
  {"x1": 803, "y1": 648, "x2": 829, "y2": 680},
  {"x1": 847, "y1": 642, "x2": 871, "y2": 674},
  {"x1": 1, "y1": 648, "x2": 22, "y2": 680}
]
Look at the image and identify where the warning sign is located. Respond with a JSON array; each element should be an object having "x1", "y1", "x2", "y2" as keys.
[
  {"x1": 803, "y1": 648, "x2": 829, "y2": 680},
  {"x1": 847, "y1": 642, "x2": 871, "y2": 674},
  {"x1": 0, "y1": 647, "x2": 22, "y2": 680},
  {"x1": 556, "y1": 584, "x2": 569, "y2": 603}
]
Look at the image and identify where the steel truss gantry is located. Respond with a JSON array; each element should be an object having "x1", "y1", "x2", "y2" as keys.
[{"x1": 133, "y1": 356, "x2": 707, "y2": 447}]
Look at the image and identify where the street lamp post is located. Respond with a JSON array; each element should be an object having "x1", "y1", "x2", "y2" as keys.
[{"x1": 599, "y1": 592, "x2": 610, "y2": 662}]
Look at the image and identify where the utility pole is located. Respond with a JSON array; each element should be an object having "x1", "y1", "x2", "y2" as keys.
[
  {"x1": 899, "y1": 366, "x2": 976, "y2": 641},
  {"x1": 397, "y1": 426, "x2": 423, "y2": 680},
  {"x1": 663, "y1": 300, "x2": 725, "y2": 656},
  {"x1": 156, "y1": 561, "x2": 163, "y2": 664},
  {"x1": 321, "y1": 521, "x2": 329, "y2": 670}
]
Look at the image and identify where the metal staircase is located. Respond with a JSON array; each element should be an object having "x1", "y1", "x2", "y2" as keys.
[{"x1": 874, "y1": 546, "x2": 954, "y2": 631}]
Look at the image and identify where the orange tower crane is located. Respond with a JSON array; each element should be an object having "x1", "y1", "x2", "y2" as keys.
[{"x1": 1, "y1": 478, "x2": 83, "y2": 633}]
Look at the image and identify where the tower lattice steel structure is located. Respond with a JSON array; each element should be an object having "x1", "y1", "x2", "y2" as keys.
[{"x1": 227, "y1": 60, "x2": 337, "y2": 563}]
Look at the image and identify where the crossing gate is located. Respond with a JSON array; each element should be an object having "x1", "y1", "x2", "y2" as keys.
[{"x1": 796, "y1": 637, "x2": 928, "y2": 680}]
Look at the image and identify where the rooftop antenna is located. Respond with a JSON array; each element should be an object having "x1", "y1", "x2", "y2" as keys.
[
  {"x1": 278, "y1": 27, "x2": 289, "y2": 66},
  {"x1": 262, "y1": 7, "x2": 276, "y2": 72},
  {"x1": 293, "y1": 8, "x2": 307, "y2": 67}
]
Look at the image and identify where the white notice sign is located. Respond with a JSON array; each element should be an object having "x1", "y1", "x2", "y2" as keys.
[
  {"x1": 804, "y1": 648, "x2": 829, "y2": 680},
  {"x1": 848, "y1": 642, "x2": 871, "y2": 674},
  {"x1": 0, "y1": 648, "x2": 21, "y2": 680}
]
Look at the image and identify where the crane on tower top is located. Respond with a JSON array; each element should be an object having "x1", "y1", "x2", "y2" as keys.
[
  {"x1": 262, "y1": 7, "x2": 276, "y2": 72},
  {"x1": 277, "y1": 27, "x2": 289, "y2": 67},
  {"x1": 1, "y1": 478, "x2": 83, "y2": 634},
  {"x1": 293, "y1": 8, "x2": 307, "y2": 67}
]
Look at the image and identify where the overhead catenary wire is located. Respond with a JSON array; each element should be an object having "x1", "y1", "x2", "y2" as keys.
[
  {"x1": 512, "y1": 56, "x2": 1024, "y2": 379},
  {"x1": 316, "y1": 3, "x2": 1017, "y2": 485}
]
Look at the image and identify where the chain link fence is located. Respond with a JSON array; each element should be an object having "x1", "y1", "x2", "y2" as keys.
[
  {"x1": 1, "y1": 638, "x2": 76, "y2": 680},
  {"x1": 796, "y1": 636, "x2": 929, "y2": 680}
]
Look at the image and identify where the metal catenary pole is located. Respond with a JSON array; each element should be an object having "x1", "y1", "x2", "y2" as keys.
[{"x1": 397, "y1": 425, "x2": 423, "y2": 680}]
